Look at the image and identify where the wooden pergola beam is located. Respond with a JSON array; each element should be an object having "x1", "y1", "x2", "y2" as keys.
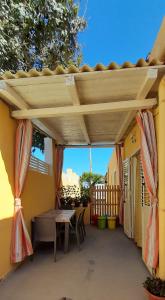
[
  {"x1": 0, "y1": 82, "x2": 64, "y2": 144},
  {"x1": 136, "y1": 69, "x2": 158, "y2": 99},
  {"x1": 12, "y1": 98, "x2": 157, "y2": 119},
  {"x1": 66, "y1": 75, "x2": 90, "y2": 144},
  {"x1": 115, "y1": 68, "x2": 158, "y2": 143},
  {"x1": 63, "y1": 143, "x2": 117, "y2": 148},
  {"x1": 0, "y1": 81, "x2": 29, "y2": 109}
]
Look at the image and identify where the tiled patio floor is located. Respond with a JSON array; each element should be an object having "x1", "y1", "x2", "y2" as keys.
[{"x1": 0, "y1": 226, "x2": 148, "y2": 300}]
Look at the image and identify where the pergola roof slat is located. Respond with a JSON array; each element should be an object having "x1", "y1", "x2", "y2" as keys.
[{"x1": 0, "y1": 65, "x2": 163, "y2": 146}]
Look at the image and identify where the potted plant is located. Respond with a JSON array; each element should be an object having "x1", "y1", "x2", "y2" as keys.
[
  {"x1": 80, "y1": 187, "x2": 90, "y2": 207},
  {"x1": 143, "y1": 277, "x2": 165, "y2": 299},
  {"x1": 59, "y1": 185, "x2": 81, "y2": 209}
]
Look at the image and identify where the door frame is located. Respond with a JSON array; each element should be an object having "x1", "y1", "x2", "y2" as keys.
[{"x1": 123, "y1": 149, "x2": 140, "y2": 239}]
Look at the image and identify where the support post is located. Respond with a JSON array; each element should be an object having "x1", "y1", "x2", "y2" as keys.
[
  {"x1": 44, "y1": 137, "x2": 53, "y2": 175},
  {"x1": 158, "y1": 76, "x2": 165, "y2": 279}
]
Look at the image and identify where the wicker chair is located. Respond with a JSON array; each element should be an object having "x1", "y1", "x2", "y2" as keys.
[{"x1": 31, "y1": 216, "x2": 58, "y2": 262}]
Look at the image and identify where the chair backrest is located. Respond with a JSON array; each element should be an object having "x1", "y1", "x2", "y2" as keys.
[
  {"x1": 34, "y1": 217, "x2": 56, "y2": 242},
  {"x1": 81, "y1": 208, "x2": 85, "y2": 221},
  {"x1": 75, "y1": 210, "x2": 84, "y2": 231},
  {"x1": 79, "y1": 208, "x2": 85, "y2": 224}
]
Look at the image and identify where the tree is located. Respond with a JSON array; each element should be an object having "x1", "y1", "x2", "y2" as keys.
[
  {"x1": 80, "y1": 172, "x2": 105, "y2": 201},
  {"x1": 80, "y1": 172, "x2": 105, "y2": 189},
  {"x1": 0, "y1": 0, "x2": 86, "y2": 73},
  {"x1": 32, "y1": 128, "x2": 46, "y2": 153},
  {"x1": 0, "y1": 0, "x2": 87, "y2": 150}
]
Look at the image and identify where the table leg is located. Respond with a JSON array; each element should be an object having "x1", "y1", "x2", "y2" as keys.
[{"x1": 64, "y1": 223, "x2": 69, "y2": 253}]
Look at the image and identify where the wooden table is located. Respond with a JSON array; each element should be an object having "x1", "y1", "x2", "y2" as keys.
[{"x1": 37, "y1": 209, "x2": 75, "y2": 253}]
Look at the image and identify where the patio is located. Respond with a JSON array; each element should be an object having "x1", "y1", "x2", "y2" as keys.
[{"x1": 0, "y1": 226, "x2": 148, "y2": 300}]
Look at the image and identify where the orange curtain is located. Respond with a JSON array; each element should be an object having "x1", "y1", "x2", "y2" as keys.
[
  {"x1": 136, "y1": 110, "x2": 159, "y2": 270},
  {"x1": 115, "y1": 144, "x2": 124, "y2": 225},
  {"x1": 54, "y1": 145, "x2": 64, "y2": 208},
  {"x1": 11, "y1": 120, "x2": 33, "y2": 263}
]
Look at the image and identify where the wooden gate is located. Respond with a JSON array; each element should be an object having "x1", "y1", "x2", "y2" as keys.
[{"x1": 90, "y1": 185, "x2": 120, "y2": 218}]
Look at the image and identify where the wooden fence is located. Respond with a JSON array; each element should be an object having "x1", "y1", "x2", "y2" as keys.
[{"x1": 90, "y1": 185, "x2": 121, "y2": 217}]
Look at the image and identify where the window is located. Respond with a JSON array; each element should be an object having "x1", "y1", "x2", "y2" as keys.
[{"x1": 140, "y1": 161, "x2": 150, "y2": 207}]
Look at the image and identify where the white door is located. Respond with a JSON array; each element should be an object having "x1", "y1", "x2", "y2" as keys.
[
  {"x1": 130, "y1": 156, "x2": 137, "y2": 239},
  {"x1": 123, "y1": 158, "x2": 132, "y2": 238}
]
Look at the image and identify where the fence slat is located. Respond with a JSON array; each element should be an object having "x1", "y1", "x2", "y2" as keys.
[{"x1": 90, "y1": 185, "x2": 120, "y2": 219}]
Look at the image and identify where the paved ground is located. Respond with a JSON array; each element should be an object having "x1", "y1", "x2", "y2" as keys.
[{"x1": 0, "y1": 226, "x2": 148, "y2": 300}]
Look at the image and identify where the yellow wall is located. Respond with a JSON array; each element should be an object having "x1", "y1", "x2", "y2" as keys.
[
  {"x1": 107, "y1": 148, "x2": 125, "y2": 185},
  {"x1": 107, "y1": 122, "x2": 141, "y2": 185},
  {"x1": 0, "y1": 100, "x2": 55, "y2": 279},
  {"x1": 107, "y1": 150, "x2": 119, "y2": 185},
  {"x1": 123, "y1": 123, "x2": 140, "y2": 159},
  {"x1": 124, "y1": 111, "x2": 159, "y2": 160}
]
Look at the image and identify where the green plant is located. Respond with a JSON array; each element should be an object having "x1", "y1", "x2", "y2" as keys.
[
  {"x1": 80, "y1": 186, "x2": 90, "y2": 206},
  {"x1": 1, "y1": 1, "x2": 86, "y2": 151},
  {"x1": 58, "y1": 185, "x2": 81, "y2": 208},
  {"x1": 0, "y1": 0, "x2": 86, "y2": 73},
  {"x1": 59, "y1": 185, "x2": 80, "y2": 199},
  {"x1": 32, "y1": 128, "x2": 46, "y2": 153},
  {"x1": 79, "y1": 172, "x2": 104, "y2": 206},
  {"x1": 143, "y1": 277, "x2": 165, "y2": 297},
  {"x1": 80, "y1": 172, "x2": 104, "y2": 189}
]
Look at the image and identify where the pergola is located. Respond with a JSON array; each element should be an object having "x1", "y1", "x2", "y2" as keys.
[
  {"x1": 1, "y1": 18, "x2": 165, "y2": 147},
  {"x1": 1, "y1": 17, "x2": 165, "y2": 274},
  {"x1": 0, "y1": 63, "x2": 163, "y2": 146}
]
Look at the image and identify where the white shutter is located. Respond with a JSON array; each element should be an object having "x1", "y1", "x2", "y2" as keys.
[
  {"x1": 123, "y1": 158, "x2": 132, "y2": 238},
  {"x1": 140, "y1": 161, "x2": 150, "y2": 207}
]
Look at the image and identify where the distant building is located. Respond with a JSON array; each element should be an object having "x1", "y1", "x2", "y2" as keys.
[
  {"x1": 62, "y1": 168, "x2": 80, "y2": 198},
  {"x1": 62, "y1": 168, "x2": 80, "y2": 187}
]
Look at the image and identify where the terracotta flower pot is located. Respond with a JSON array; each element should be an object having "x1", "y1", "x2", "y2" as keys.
[{"x1": 145, "y1": 289, "x2": 165, "y2": 300}]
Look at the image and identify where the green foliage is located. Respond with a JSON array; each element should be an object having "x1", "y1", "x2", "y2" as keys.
[
  {"x1": 80, "y1": 172, "x2": 105, "y2": 203},
  {"x1": 32, "y1": 128, "x2": 45, "y2": 153},
  {"x1": 0, "y1": 1, "x2": 87, "y2": 150},
  {"x1": 58, "y1": 185, "x2": 90, "y2": 208},
  {"x1": 143, "y1": 277, "x2": 165, "y2": 297},
  {"x1": 58, "y1": 185, "x2": 81, "y2": 209},
  {"x1": 59, "y1": 185, "x2": 80, "y2": 200},
  {"x1": 0, "y1": 0, "x2": 86, "y2": 72},
  {"x1": 80, "y1": 172, "x2": 104, "y2": 189}
]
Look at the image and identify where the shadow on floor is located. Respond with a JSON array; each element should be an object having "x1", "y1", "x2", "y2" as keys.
[{"x1": 0, "y1": 226, "x2": 149, "y2": 300}]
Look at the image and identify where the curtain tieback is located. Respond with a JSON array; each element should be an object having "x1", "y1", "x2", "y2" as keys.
[
  {"x1": 14, "y1": 198, "x2": 22, "y2": 208},
  {"x1": 151, "y1": 196, "x2": 158, "y2": 207}
]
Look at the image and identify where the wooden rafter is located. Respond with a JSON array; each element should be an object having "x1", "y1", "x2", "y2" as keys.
[
  {"x1": 115, "y1": 69, "x2": 158, "y2": 143},
  {"x1": 0, "y1": 82, "x2": 64, "y2": 144},
  {"x1": 136, "y1": 69, "x2": 158, "y2": 99},
  {"x1": 12, "y1": 98, "x2": 157, "y2": 119},
  {"x1": 66, "y1": 75, "x2": 90, "y2": 144}
]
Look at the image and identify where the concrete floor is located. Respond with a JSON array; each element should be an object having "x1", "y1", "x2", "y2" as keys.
[{"x1": 0, "y1": 226, "x2": 148, "y2": 300}]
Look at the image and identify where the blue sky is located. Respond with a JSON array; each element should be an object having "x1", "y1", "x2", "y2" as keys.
[
  {"x1": 63, "y1": 148, "x2": 113, "y2": 176},
  {"x1": 36, "y1": 1, "x2": 165, "y2": 176},
  {"x1": 79, "y1": 0, "x2": 165, "y2": 66}
]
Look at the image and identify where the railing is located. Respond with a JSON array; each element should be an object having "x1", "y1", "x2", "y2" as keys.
[
  {"x1": 90, "y1": 185, "x2": 120, "y2": 217},
  {"x1": 29, "y1": 155, "x2": 50, "y2": 175}
]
